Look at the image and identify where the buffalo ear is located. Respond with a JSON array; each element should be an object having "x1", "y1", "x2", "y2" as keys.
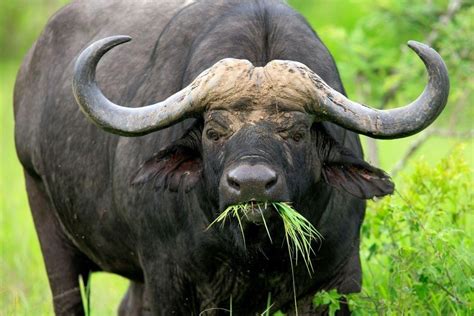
[
  {"x1": 322, "y1": 161, "x2": 394, "y2": 199},
  {"x1": 318, "y1": 129, "x2": 394, "y2": 199},
  {"x1": 131, "y1": 122, "x2": 202, "y2": 192}
]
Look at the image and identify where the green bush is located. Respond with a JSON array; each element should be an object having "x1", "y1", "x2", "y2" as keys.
[{"x1": 314, "y1": 146, "x2": 473, "y2": 315}]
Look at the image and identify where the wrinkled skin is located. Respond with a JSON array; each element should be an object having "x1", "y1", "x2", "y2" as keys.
[
  {"x1": 15, "y1": 0, "x2": 393, "y2": 315},
  {"x1": 204, "y1": 110, "x2": 312, "y2": 208}
]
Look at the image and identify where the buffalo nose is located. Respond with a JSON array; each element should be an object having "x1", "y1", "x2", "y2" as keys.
[
  {"x1": 228, "y1": 164, "x2": 277, "y2": 192},
  {"x1": 222, "y1": 163, "x2": 286, "y2": 203}
]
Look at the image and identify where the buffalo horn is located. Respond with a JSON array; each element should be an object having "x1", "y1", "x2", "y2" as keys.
[
  {"x1": 73, "y1": 36, "x2": 210, "y2": 136},
  {"x1": 306, "y1": 41, "x2": 449, "y2": 139}
]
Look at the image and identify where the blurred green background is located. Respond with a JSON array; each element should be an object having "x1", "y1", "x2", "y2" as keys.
[{"x1": 1, "y1": 0, "x2": 472, "y2": 315}]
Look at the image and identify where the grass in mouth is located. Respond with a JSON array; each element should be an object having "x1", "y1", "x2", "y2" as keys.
[
  {"x1": 207, "y1": 202, "x2": 322, "y2": 314},
  {"x1": 207, "y1": 202, "x2": 322, "y2": 275}
]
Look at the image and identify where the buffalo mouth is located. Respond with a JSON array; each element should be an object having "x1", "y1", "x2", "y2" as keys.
[
  {"x1": 231, "y1": 201, "x2": 276, "y2": 224},
  {"x1": 214, "y1": 200, "x2": 285, "y2": 226}
]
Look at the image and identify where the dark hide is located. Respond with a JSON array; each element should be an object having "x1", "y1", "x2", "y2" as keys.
[
  {"x1": 132, "y1": 121, "x2": 203, "y2": 193},
  {"x1": 314, "y1": 125, "x2": 394, "y2": 199},
  {"x1": 14, "y1": 0, "x2": 393, "y2": 314}
]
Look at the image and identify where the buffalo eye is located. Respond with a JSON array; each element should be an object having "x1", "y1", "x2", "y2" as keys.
[
  {"x1": 206, "y1": 128, "x2": 221, "y2": 142},
  {"x1": 292, "y1": 131, "x2": 305, "y2": 142}
]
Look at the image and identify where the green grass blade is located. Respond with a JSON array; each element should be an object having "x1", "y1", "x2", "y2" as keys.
[
  {"x1": 273, "y1": 202, "x2": 322, "y2": 275},
  {"x1": 258, "y1": 204, "x2": 273, "y2": 243},
  {"x1": 207, "y1": 201, "x2": 322, "y2": 284}
]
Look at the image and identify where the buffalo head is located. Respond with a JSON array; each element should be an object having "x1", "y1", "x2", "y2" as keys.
[{"x1": 72, "y1": 36, "x2": 449, "y2": 223}]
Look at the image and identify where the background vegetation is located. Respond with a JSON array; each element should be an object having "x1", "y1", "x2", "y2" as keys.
[{"x1": 1, "y1": 0, "x2": 472, "y2": 315}]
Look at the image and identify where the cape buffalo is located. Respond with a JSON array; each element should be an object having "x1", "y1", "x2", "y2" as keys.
[{"x1": 14, "y1": 0, "x2": 449, "y2": 314}]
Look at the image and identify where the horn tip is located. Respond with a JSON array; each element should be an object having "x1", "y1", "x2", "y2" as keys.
[
  {"x1": 407, "y1": 40, "x2": 431, "y2": 53},
  {"x1": 108, "y1": 35, "x2": 132, "y2": 44}
]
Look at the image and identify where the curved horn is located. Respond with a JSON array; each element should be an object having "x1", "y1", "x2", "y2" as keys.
[
  {"x1": 72, "y1": 36, "x2": 208, "y2": 136},
  {"x1": 307, "y1": 41, "x2": 449, "y2": 139}
]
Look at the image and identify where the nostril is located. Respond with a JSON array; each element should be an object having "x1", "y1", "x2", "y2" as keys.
[
  {"x1": 265, "y1": 176, "x2": 278, "y2": 190},
  {"x1": 228, "y1": 177, "x2": 240, "y2": 190},
  {"x1": 225, "y1": 164, "x2": 280, "y2": 197}
]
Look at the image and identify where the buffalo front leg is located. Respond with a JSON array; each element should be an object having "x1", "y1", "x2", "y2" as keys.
[
  {"x1": 141, "y1": 259, "x2": 200, "y2": 315},
  {"x1": 25, "y1": 172, "x2": 91, "y2": 315},
  {"x1": 118, "y1": 281, "x2": 154, "y2": 316}
]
